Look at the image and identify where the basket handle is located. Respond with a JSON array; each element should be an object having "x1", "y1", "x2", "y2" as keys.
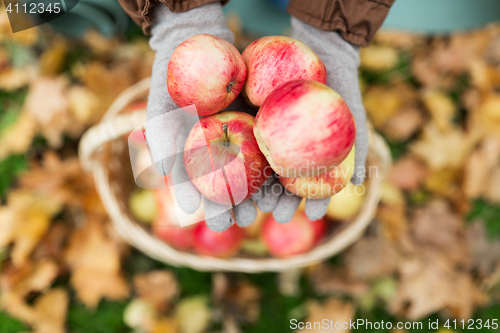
[{"x1": 79, "y1": 76, "x2": 151, "y2": 171}]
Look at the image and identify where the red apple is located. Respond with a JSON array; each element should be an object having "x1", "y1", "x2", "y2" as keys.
[
  {"x1": 154, "y1": 182, "x2": 205, "y2": 226},
  {"x1": 167, "y1": 34, "x2": 247, "y2": 117},
  {"x1": 254, "y1": 79, "x2": 356, "y2": 178},
  {"x1": 310, "y1": 218, "x2": 328, "y2": 245},
  {"x1": 153, "y1": 221, "x2": 195, "y2": 251},
  {"x1": 279, "y1": 146, "x2": 355, "y2": 199},
  {"x1": 260, "y1": 213, "x2": 315, "y2": 258},
  {"x1": 184, "y1": 111, "x2": 271, "y2": 206},
  {"x1": 242, "y1": 36, "x2": 327, "y2": 106},
  {"x1": 152, "y1": 186, "x2": 200, "y2": 250},
  {"x1": 193, "y1": 222, "x2": 245, "y2": 257}
]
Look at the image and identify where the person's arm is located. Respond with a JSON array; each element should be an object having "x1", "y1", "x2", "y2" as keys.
[
  {"x1": 287, "y1": 0, "x2": 394, "y2": 47},
  {"x1": 118, "y1": 0, "x2": 230, "y2": 35}
]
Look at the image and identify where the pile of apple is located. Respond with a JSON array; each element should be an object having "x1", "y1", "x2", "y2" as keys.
[
  {"x1": 129, "y1": 183, "x2": 365, "y2": 258},
  {"x1": 133, "y1": 33, "x2": 361, "y2": 258}
]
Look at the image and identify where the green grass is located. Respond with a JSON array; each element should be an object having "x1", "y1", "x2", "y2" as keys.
[
  {"x1": 0, "y1": 154, "x2": 26, "y2": 200},
  {"x1": 0, "y1": 312, "x2": 27, "y2": 333},
  {"x1": 467, "y1": 199, "x2": 500, "y2": 239},
  {"x1": 67, "y1": 299, "x2": 128, "y2": 333}
]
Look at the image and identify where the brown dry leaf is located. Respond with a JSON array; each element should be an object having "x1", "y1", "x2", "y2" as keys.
[
  {"x1": 0, "y1": 190, "x2": 61, "y2": 266},
  {"x1": 422, "y1": 90, "x2": 456, "y2": 132},
  {"x1": 390, "y1": 253, "x2": 487, "y2": 320},
  {"x1": 23, "y1": 76, "x2": 83, "y2": 147},
  {"x1": 39, "y1": 40, "x2": 68, "y2": 76},
  {"x1": 344, "y1": 233, "x2": 399, "y2": 281},
  {"x1": 19, "y1": 151, "x2": 105, "y2": 215},
  {"x1": 410, "y1": 122, "x2": 479, "y2": 171},
  {"x1": 476, "y1": 93, "x2": 500, "y2": 138},
  {"x1": 381, "y1": 105, "x2": 424, "y2": 141},
  {"x1": 486, "y1": 167, "x2": 500, "y2": 203},
  {"x1": 300, "y1": 298, "x2": 355, "y2": 333},
  {"x1": 82, "y1": 30, "x2": 121, "y2": 58},
  {"x1": 133, "y1": 270, "x2": 179, "y2": 312},
  {"x1": 374, "y1": 30, "x2": 425, "y2": 50},
  {"x1": 30, "y1": 287, "x2": 69, "y2": 333},
  {"x1": 466, "y1": 221, "x2": 500, "y2": 279},
  {"x1": 360, "y1": 46, "x2": 399, "y2": 71},
  {"x1": 0, "y1": 259, "x2": 59, "y2": 323},
  {"x1": 377, "y1": 203, "x2": 409, "y2": 243},
  {"x1": 65, "y1": 217, "x2": 130, "y2": 308},
  {"x1": 73, "y1": 61, "x2": 135, "y2": 108},
  {"x1": 387, "y1": 156, "x2": 429, "y2": 191},
  {"x1": 0, "y1": 66, "x2": 37, "y2": 90},
  {"x1": 0, "y1": 110, "x2": 37, "y2": 160},
  {"x1": 308, "y1": 264, "x2": 369, "y2": 297},
  {"x1": 464, "y1": 136, "x2": 500, "y2": 199},
  {"x1": 68, "y1": 85, "x2": 103, "y2": 125},
  {"x1": 469, "y1": 60, "x2": 500, "y2": 91},
  {"x1": 363, "y1": 86, "x2": 405, "y2": 128},
  {"x1": 212, "y1": 273, "x2": 261, "y2": 324},
  {"x1": 410, "y1": 200, "x2": 466, "y2": 264},
  {"x1": 0, "y1": 10, "x2": 39, "y2": 45}
]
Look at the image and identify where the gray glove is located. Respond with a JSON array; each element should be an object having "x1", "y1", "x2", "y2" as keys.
[
  {"x1": 145, "y1": 3, "x2": 257, "y2": 232},
  {"x1": 256, "y1": 17, "x2": 369, "y2": 223}
]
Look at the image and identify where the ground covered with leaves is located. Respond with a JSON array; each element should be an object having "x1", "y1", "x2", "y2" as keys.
[{"x1": 0, "y1": 8, "x2": 500, "y2": 333}]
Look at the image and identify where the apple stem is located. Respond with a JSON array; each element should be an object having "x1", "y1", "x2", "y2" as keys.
[
  {"x1": 226, "y1": 81, "x2": 234, "y2": 93},
  {"x1": 222, "y1": 124, "x2": 229, "y2": 147}
]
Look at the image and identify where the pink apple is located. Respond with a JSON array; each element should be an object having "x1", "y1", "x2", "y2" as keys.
[
  {"x1": 193, "y1": 222, "x2": 245, "y2": 258},
  {"x1": 253, "y1": 79, "x2": 356, "y2": 178},
  {"x1": 167, "y1": 34, "x2": 247, "y2": 117},
  {"x1": 242, "y1": 36, "x2": 327, "y2": 106},
  {"x1": 279, "y1": 146, "x2": 355, "y2": 199},
  {"x1": 260, "y1": 213, "x2": 315, "y2": 258},
  {"x1": 153, "y1": 221, "x2": 195, "y2": 251},
  {"x1": 184, "y1": 112, "x2": 271, "y2": 206}
]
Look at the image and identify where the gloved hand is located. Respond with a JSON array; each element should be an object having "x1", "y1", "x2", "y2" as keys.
[
  {"x1": 255, "y1": 17, "x2": 369, "y2": 223},
  {"x1": 145, "y1": 3, "x2": 257, "y2": 232}
]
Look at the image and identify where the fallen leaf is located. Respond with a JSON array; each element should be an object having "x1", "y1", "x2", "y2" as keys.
[
  {"x1": 23, "y1": 76, "x2": 83, "y2": 147},
  {"x1": 0, "y1": 190, "x2": 60, "y2": 266},
  {"x1": 464, "y1": 136, "x2": 500, "y2": 199},
  {"x1": 212, "y1": 273, "x2": 261, "y2": 324},
  {"x1": 422, "y1": 90, "x2": 456, "y2": 132},
  {"x1": 360, "y1": 46, "x2": 399, "y2": 71},
  {"x1": 381, "y1": 105, "x2": 425, "y2": 141},
  {"x1": 39, "y1": 40, "x2": 67, "y2": 76},
  {"x1": 67, "y1": 85, "x2": 103, "y2": 125},
  {"x1": 0, "y1": 259, "x2": 59, "y2": 323},
  {"x1": 390, "y1": 253, "x2": 486, "y2": 320},
  {"x1": 486, "y1": 167, "x2": 500, "y2": 204},
  {"x1": 465, "y1": 221, "x2": 500, "y2": 279},
  {"x1": 411, "y1": 122, "x2": 479, "y2": 171},
  {"x1": 308, "y1": 264, "x2": 369, "y2": 297},
  {"x1": 410, "y1": 200, "x2": 466, "y2": 264},
  {"x1": 0, "y1": 110, "x2": 37, "y2": 160},
  {"x1": 19, "y1": 151, "x2": 105, "y2": 215},
  {"x1": 134, "y1": 270, "x2": 179, "y2": 312},
  {"x1": 300, "y1": 298, "x2": 355, "y2": 333},
  {"x1": 374, "y1": 30, "x2": 425, "y2": 50},
  {"x1": 65, "y1": 217, "x2": 130, "y2": 308},
  {"x1": 30, "y1": 287, "x2": 68, "y2": 333},
  {"x1": 363, "y1": 86, "x2": 405, "y2": 127},
  {"x1": 387, "y1": 156, "x2": 429, "y2": 191},
  {"x1": 344, "y1": 234, "x2": 399, "y2": 280}
]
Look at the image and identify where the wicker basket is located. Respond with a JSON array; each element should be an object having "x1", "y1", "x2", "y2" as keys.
[{"x1": 79, "y1": 77, "x2": 392, "y2": 273}]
